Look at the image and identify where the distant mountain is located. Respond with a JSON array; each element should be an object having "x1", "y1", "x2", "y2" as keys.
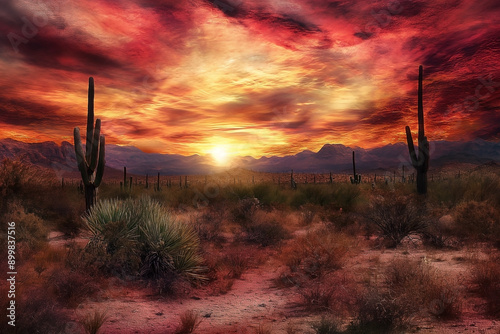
[{"x1": 0, "y1": 138, "x2": 499, "y2": 176}]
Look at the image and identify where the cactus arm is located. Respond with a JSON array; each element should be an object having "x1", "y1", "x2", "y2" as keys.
[
  {"x1": 94, "y1": 135, "x2": 105, "y2": 187},
  {"x1": 85, "y1": 77, "x2": 95, "y2": 162},
  {"x1": 405, "y1": 125, "x2": 418, "y2": 167},
  {"x1": 89, "y1": 119, "x2": 101, "y2": 172},
  {"x1": 74, "y1": 127, "x2": 90, "y2": 185},
  {"x1": 418, "y1": 65, "x2": 424, "y2": 140}
]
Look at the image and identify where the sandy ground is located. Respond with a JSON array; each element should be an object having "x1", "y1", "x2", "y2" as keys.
[{"x1": 48, "y1": 231, "x2": 500, "y2": 334}]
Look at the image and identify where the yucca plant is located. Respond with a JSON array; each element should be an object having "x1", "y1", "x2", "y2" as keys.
[
  {"x1": 140, "y1": 210, "x2": 205, "y2": 281},
  {"x1": 84, "y1": 198, "x2": 140, "y2": 254},
  {"x1": 83, "y1": 196, "x2": 206, "y2": 281}
]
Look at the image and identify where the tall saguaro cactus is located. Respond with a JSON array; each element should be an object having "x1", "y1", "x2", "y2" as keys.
[
  {"x1": 350, "y1": 151, "x2": 361, "y2": 184},
  {"x1": 74, "y1": 77, "x2": 105, "y2": 211},
  {"x1": 406, "y1": 65, "x2": 429, "y2": 195}
]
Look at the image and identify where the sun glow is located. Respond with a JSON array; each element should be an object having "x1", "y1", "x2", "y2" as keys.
[{"x1": 210, "y1": 146, "x2": 230, "y2": 166}]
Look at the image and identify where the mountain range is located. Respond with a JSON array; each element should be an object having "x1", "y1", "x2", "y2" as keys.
[{"x1": 0, "y1": 138, "x2": 499, "y2": 177}]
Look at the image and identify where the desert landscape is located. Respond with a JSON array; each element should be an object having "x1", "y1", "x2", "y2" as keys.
[
  {"x1": 1, "y1": 0, "x2": 500, "y2": 333},
  {"x1": 1, "y1": 154, "x2": 500, "y2": 333}
]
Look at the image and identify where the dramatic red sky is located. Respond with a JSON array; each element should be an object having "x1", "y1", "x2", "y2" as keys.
[{"x1": 0, "y1": 0, "x2": 499, "y2": 157}]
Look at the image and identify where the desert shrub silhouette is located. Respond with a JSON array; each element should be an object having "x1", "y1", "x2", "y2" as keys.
[{"x1": 366, "y1": 195, "x2": 428, "y2": 247}]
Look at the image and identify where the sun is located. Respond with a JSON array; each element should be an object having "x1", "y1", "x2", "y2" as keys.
[{"x1": 210, "y1": 146, "x2": 229, "y2": 166}]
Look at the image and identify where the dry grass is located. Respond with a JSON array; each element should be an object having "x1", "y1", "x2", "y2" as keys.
[
  {"x1": 175, "y1": 310, "x2": 202, "y2": 334},
  {"x1": 384, "y1": 257, "x2": 461, "y2": 320},
  {"x1": 281, "y1": 228, "x2": 353, "y2": 279},
  {"x1": 470, "y1": 253, "x2": 500, "y2": 317},
  {"x1": 255, "y1": 323, "x2": 273, "y2": 334},
  {"x1": 298, "y1": 282, "x2": 336, "y2": 312},
  {"x1": 48, "y1": 266, "x2": 101, "y2": 308},
  {"x1": 192, "y1": 205, "x2": 226, "y2": 243},
  {"x1": 243, "y1": 217, "x2": 290, "y2": 247},
  {"x1": 311, "y1": 316, "x2": 342, "y2": 334},
  {"x1": 204, "y1": 246, "x2": 261, "y2": 295},
  {"x1": 349, "y1": 287, "x2": 412, "y2": 333},
  {"x1": 0, "y1": 286, "x2": 69, "y2": 334},
  {"x1": 453, "y1": 200, "x2": 500, "y2": 242},
  {"x1": 79, "y1": 309, "x2": 109, "y2": 334},
  {"x1": 296, "y1": 273, "x2": 359, "y2": 315}
]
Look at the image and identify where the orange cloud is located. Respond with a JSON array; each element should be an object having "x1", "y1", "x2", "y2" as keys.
[{"x1": 0, "y1": 0, "x2": 499, "y2": 157}]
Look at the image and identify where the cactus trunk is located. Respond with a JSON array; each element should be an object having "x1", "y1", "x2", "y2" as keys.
[
  {"x1": 74, "y1": 77, "x2": 105, "y2": 212},
  {"x1": 350, "y1": 151, "x2": 361, "y2": 184},
  {"x1": 405, "y1": 65, "x2": 429, "y2": 195}
]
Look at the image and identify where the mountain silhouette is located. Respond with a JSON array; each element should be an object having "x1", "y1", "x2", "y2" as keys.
[{"x1": 1, "y1": 138, "x2": 498, "y2": 176}]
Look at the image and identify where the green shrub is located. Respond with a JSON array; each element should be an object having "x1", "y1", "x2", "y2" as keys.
[
  {"x1": 252, "y1": 182, "x2": 287, "y2": 206},
  {"x1": 429, "y1": 173, "x2": 500, "y2": 208},
  {"x1": 83, "y1": 196, "x2": 206, "y2": 282}
]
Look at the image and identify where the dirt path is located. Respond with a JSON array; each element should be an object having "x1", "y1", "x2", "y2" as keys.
[{"x1": 67, "y1": 257, "x2": 295, "y2": 334}]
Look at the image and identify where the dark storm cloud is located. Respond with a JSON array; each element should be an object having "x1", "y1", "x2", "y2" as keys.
[{"x1": 0, "y1": 96, "x2": 76, "y2": 127}]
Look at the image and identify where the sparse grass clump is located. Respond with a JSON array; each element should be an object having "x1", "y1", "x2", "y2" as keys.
[
  {"x1": 244, "y1": 217, "x2": 289, "y2": 247},
  {"x1": 175, "y1": 310, "x2": 202, "y2": 334},
  {"x1": 348, "y1": 287, "x2": 411, "y2": 333},
  {"x1": 255, "y1": 324, "x2": 273, "y2": 334},
  {"x1": 470, "y1": 254, "x2": 500, "y2": 317},
  {"x1": 384, "y1": 258, "x2": 461, "y2": 319},
  {"x1": 281, "y1": 228, "x2": 352, "y2": 279},
  {"x1": 192, "y1": 205, "x2": 226, "y2": 242},
  {"x1": 79, "y1": 310, "x2": 108, "y2": 334},
  {"x1": 311, "y1": 316, "x2": 342, "y2": 334},
  {"x1": 299, "y1": 282, "x2": 336, "y2": 312}
]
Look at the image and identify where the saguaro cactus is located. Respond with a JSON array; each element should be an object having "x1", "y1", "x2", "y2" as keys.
[
  {"x1": 350, "y1": 151, "x2": 361, "y2": 184},
  {"x1": 74, "y1": 77, "x2": 105, "y2": 211},
  {"x1": 405, "y1": 65, "x2": 429, "y2": 195}
]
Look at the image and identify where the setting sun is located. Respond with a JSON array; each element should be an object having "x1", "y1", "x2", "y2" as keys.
[{"x1": 210, "y1": 146, "x2": 230, "y2": 166}]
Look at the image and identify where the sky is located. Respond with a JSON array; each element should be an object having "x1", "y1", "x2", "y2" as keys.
[{"x1": 0, "y1": 0, "x2": 499, "y2": 158}]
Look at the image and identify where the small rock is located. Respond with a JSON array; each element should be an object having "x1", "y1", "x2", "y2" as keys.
[
  {"x1": 258, "y1": 303, "x2": 266, "y2": 307},
  {"x1": 203, "y1": 312, "x2": 212, "y2": 318},
  {"x1": 155, "y1": 312, "x2": 163, "y2": 316}
]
